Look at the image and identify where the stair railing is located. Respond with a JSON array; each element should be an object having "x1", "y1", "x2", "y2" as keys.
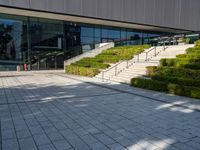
[
  {"x1": 145, "y1": 46, "x2": 157, "y2": 61},
  {"x1": 101, "y1": 50, "x2": 146, "y2": 82},
  {"x1": 102, "y1": 60, "x2": 129, "y2": 82},
  {"x1": 101, "y1": 41, "x2": 171, "y2": 82}
]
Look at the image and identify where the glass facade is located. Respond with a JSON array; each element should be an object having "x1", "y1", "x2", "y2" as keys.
[{"x1": 0, "y1": 13, "x2": 165, "y2": 71}]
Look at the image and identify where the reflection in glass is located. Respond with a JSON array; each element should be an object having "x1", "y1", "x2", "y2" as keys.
[{"x1": 0, "y1": 13, "x2": 166, "y2": 71}]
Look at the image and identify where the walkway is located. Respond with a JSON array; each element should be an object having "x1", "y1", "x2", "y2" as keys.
[{"x1": 0, "y1": 71, "x2": 200, "y2": 150}]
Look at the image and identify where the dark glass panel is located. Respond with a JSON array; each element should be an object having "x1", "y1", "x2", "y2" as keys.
[
  {"x1": 0, "y1": 16, "x2": 28, "y2": 68},
  {"x1": 102, "y1": 28, "x2": 108, "y2": 38},
  {"x1": 108, "y1": 29, "x2": 120, "y2": 40},
  {"x1": 81, "y1": 26, "x2": 94, "y2": 37},
  {"x1": 94, "y1": 26, "x2": 101, "y2": 37},
  {"x1": 142, "y1": 32, "x2": 149, "y2": 44}
]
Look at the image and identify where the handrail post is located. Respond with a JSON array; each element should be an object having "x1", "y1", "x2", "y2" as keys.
[
  {"x1": 163, "y1": 42, "x2": 166, "y2": 51},
  {"x1": 146, "y1": 52, "x2": 148, "y2": 61},
  {"x1": 154, "y1": 47, "x2": 157, "y2": 56},
  {"x1": 102, "y1": 71, "x2": 104, "y2": 82},
  {"x1": 115, "y1": 66, "x2": 117, "y2": 76}
]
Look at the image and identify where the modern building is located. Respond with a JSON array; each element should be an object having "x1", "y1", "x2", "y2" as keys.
[{"x1": 0, "y1": 0, "x2": 199, "y2": 70}]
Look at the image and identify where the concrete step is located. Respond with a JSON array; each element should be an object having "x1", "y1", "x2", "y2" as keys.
[{"x1": 95, "y1": 44, "x2": 194, "y2": 83}]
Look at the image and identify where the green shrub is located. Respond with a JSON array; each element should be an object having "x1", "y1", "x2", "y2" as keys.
[
  {"x1": 151, "y1": 75, "x2": 200, "y2": 87},
  {"x1": 65, "y1": 45, "x2": 150, "y2": 76},
  {"x1": 131, "y1": 78, "x2": 167, "y2": 92},
  {"x1": 131, "y1": 78, "x2": 200, "y2": 99},
  {"x1": 167, "y1": 83, "x2": 200, "y2": 99},
  {"x1": 185, "y1": 38, "x2": 190, "y2": 44},
  {"x1": 96, "y1": 54, "x2": 122, "y2": 63},
  {"x1": 96, "y1": 45, "x2": 150, "y2": 63},
  {"x1": 80, "y1": 57, "x2": 104, "y2": 63},
  {"x1": 146, "y1": 66, "x2": 200, "y2": 79},
  {"x1": 160, "y1": 58, "x2": 200, "y2": 68},
  {"x1": 186, "y1": 47, "x2": 200, "y2": 54},
  {"x1": 65, "y1": 65, "x2": 100, "y2": 77},
  {"x1": 176, "y1": 54, "x2": 200, "y2": 59},
  {"x1": 146, "y1": 66, "x2": 158, "y2": 77},
  {"x1": 195, "y1": 40, "x2": 200, "y2": 48},
  {"x1": 160, "y1": 59, "x2": 176, "y2": 67},
  {"x1": 71, "y1": 61, "x2": 110, "y2": 69},
  {"x1": 178, "y1": 38, "x2": 184, "y2": 43},
  {"x1": 183, "y1": 63, "x2": 200, "y2": 70}
]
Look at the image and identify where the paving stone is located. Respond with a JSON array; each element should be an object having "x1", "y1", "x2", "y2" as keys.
[
  {"x1": 19, "y1": 137, "x2": 37, "y2": 150},
  {"x1": 66, "y1": 137, "x2": 90, "y2": 150},
  {"x1": 48, "y1": 132, "x2": 64, "y2": 142},
  {"x1": 1, "y1": 130, "x2": 16, "y2": 140},
  {"x1": 33, "y1": 134, "x2": 52, "y2": 146},
  {"x1": 80, "y1": 134, "x2": 99, "y2": 144},
  {"x1": 89, "y1": 142, "x2": 109, "y2": 150},
  {"x1": 53, "y1": 140, "x2": 71, "y2": 150},
  {"x1": 94, "y1": 133, "x2": 116, "y2": 145},
  {"x1": 2, "y1": 139, "x2": 19, "y2": 150},
  {"x1": 1, "y1": 72, "x2": 200, "y2": 150},
  {"x1": 29, "y1": 125, "x2": 45, "y2": 135},
  {"x1": 38, "y1": 144, "x2": 56, "y2": 150},
  {"x1": 108, "y1": 143, "x2": 127, "y2": 150},
  {"x1": 17, "y1": 129, "x2": 32, "y2": 139}
]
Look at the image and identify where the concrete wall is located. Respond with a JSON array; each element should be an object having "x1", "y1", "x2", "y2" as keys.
[{"x1": 0, "y1": 0, "x2": 199, "y2": 31}]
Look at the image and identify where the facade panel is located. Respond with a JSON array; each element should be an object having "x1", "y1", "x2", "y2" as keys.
[
  {"x1": 0, "y1": 0, "x2": 10, "y2": 5},
  {"x1": 0, "y1": 0, "x2": 199, "y2": 31},
  {"x1": 82, "y1": 0, "x2": 97, "y2": 17},
  {"x1": 123, "y1": 0, "x2": 134, "y2": 22},
  {"x1": 65, "y1": 0, "x2": 82, "y2": 15},
  {"x1": 10, "y1": 0, "x2": 29, "y2": 8},
  {"x1": 48, "y1": 0, "x2": 64, "y2": 13},
  {"x1": 30, "y1": 0, "x2": 47, "y2": 10}
]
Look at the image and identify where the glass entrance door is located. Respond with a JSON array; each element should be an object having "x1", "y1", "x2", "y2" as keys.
[{"x1": 31, "y1": 50, "x2": 64, "y2": 70}]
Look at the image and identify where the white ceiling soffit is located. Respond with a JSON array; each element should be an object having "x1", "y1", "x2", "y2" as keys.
[{"x1": 0, "y1": 6, "x2": 187, "y2": 34}]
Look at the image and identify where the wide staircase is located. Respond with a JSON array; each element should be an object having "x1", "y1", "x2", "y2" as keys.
[
  {"x1": 95, "y1": 44, "x2": 194, "y2": 83},
  {"x1": 64, "y1": 42, "x2": 114, "y2": 66}
]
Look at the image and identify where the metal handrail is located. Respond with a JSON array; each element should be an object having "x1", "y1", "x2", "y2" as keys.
[
  {"x1": 145, "y1": 46, "x2": 157, "y2": 61},
  {"x1": 101, "y1": 41, "x2": 171, "y2": 81},
  {"x1": 102, "y1": 60, "x2": 128, "y2": 81}
]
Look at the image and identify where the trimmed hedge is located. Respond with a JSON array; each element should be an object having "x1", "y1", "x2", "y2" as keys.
[
  {"x1": 131, "y1": 41, "x2": 200, "y2": 99},
  {"x1": 146, "y1": 66, "x2": 158, "y2": 77},
  {"x1": 195, "y1": 40, "x2": 200, "y2": 48},
  {"x1": 151, "y1": 75, "x2": 200, "y2": 87},
  {"x1": 146, "y1": 66, "x2": 200, "y2": 79},
  {"x1": 95, "y1": 45, "x2": 150, "y2": 63},
  {"x1": 176, "y1": 54, "x2": 200, "y2": 59},
  {"x1": 131, "y1": 78, "x2": 167, "y2": 92},
  {"x1": 65, "y1": 65, "x2": 100, "y2": 77},
  {"x1": 183, "y1": 63, "x2": 200, "y2": 70},
  {"x1": 131, "y1": 78, "x2": 200, "y2": 99},
  {"x1": 65, "y1": 45, "x2": 150, "y2": 77},
  {"x1": 186, "y1": 47, "x2": 200, "y2": 54},
  {"x1": 71, "y1": 61, "x2": 110, "y2": 69},
  {"x1": 160, "y1": 58, "x2": 200, "y2": 68},
  {"x1": 167, "y1": 83, "x2": 200, "y2": 99}
]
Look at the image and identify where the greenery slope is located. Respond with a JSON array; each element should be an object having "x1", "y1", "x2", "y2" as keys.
[
  {"x1": 131, "y1": 40, "x2": 200, "y2": 99},
  {"x1": 65, "y1": 45, "x2": 150, "y2": 77}
]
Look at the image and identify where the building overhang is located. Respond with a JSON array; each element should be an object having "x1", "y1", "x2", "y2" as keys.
[{"x1": 0, "y1": 6, "x2": 192, "y2": 34}]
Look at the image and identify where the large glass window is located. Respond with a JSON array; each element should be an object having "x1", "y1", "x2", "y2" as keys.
[
  {"x1": 0, "y1": 13, "x2": 166, "y2": 71},
  {"x1": 81, "y1": 26, "x2": 94, "y2": 37},
  {"x1": 94, "y1": 26, "x2": 101, "y2": 37},
  {"x1": 0, "y1": 15, "x2": 28, "y2": 67}
]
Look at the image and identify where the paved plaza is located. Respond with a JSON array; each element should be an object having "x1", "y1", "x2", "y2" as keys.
[{"x1": 0, "y1": 71, "x2": 200, "y2": 150}]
